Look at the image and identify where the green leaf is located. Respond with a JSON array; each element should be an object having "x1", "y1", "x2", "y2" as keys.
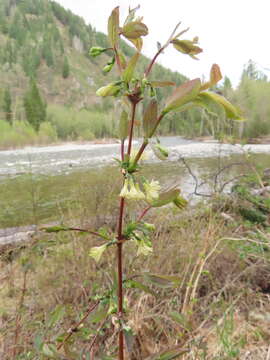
[
  {"x1": 89, "y1": 305, "x2": 108, "y2": 324},
  {"x1": 151, "y1": 188, "x2": 180, "y2": 207},
  {"x1": 171, "y1": 39, "x2": 202, "y2": 59},
  {"x1": 122, "y1": 52, "x2": 140, "y2": 82},
  {"x1": 122, "y1": 21, "x2": 148, "y2": 39},
  {"x1": 128, "y1": 280, "x2": 156, "y2": 297},
  {"x1": 48, "y1": 305, "x2": 65, "y2": 328},
  {"x1": 145, "y1": 346, "x2": 189, "y2": 360},
  {"x1": 197, "y1": 91, "x2": 244, "y2": 120},
  {"x1": 143, "y1": 99, "x2": 158, "y2": 138},
  {"x1": 169, "y1": 311, "x2": 191, "y2": 331},
  {"x1": 162, "y1": 78, "x2": 201, "y2": 114},
  {"x1": 150, "y1": 81, "x2": 176, "y2": 88},
  {"x1": 119, "y1": 110, "x2": 129, "y2": 140},
  {"x1": 108, "y1": 7, "x2": 119, "y2": 48},
  {"x1": 143, "y1": 273, "x2": 181, "y2": 288},
  {"x1": 41, "y1": 225, "x2": 70, "y2": 233},
  {"x1": 200, "y1": 64, "x2": 222, "y2": 90},
  {"x1": 34, "y1": 334, "x2": 43, "y2": 351}
]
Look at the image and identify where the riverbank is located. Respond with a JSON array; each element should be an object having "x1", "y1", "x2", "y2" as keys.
[
  {"x1": 192, "y1": 135, "x2": 270, "y2": 144},
  {"x1": 2, "y1": 133, "x2": 270, "y2": 152}
]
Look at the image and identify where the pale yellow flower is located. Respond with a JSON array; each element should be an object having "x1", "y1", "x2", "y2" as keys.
[
  {"x1": 136, "y1": 238, "x2": 153, "y2": 256},
  {"x1": 134, "y1": 183, "x2": 146, "y2": 200},
  {"x1": 119, "y1": 179, "x2": 129, "y2": 198},
  {"x1": 89, "y1": 244, "x2": 107, "y2": 262},
  {"x1": 120, "y1": 178, "x2": 145, "y2": 200},
  {"x1": 144, "y1": 180, "x2": 161, "y2": 202}
]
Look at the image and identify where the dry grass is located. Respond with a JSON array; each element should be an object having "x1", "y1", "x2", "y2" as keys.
[{"x1": 0, "y1": 197, "x2": 270, "y2": 359}]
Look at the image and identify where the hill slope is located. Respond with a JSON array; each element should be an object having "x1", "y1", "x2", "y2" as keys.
[{"x1": 0, "y1": 0, "x2": 186, "y2": 119}]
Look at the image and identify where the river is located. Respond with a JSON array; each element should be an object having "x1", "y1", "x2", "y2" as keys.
[{"x1": 0, "y1": 136, "x2": 269, "y2": 232}]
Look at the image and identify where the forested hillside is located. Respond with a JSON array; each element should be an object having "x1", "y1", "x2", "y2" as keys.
[
  {"x1": 0, "y1": 0, "x2": 188, "y2": 147},
  {"x1": 0, "y1": 0, "x2": 269, "y2": 148}
]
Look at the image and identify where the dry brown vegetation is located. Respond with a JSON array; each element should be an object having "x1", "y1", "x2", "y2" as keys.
[{"x1": 1, "y1": 189, "x2": 270, "y2": 359}]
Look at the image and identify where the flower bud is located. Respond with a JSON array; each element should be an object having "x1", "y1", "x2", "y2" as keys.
[
  {"x1": 173, "y1": 195, "x2": 188, "y2": 210},
  {"x1": 152, "y1": 144, "x2": 169, "y2": 160},
  {"x1": 102, "y1": 63, "x2": 114, "y2": 73},
  {"x1": 89, "y1": 46, "x2": 107, "y2": 57},
  {"x1": 96, "y1": 83, "x2": 121, "y2": 97}
]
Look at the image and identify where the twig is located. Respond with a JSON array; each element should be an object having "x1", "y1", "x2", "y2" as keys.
[
  {"x1": 266, "y1": 345, "x2": 270, "y2": 360},
  {"x1": 144, "y1": 21, "x2": 182, "y2": 78},
  {"x1": 57, "y1": 301, "x2": 99, "y2": 351},
  {"x1": 13, "y1": 270, "x2": 28, "y2": 357},
  {"x1": 137, "y1": 206, "x2": 152, "y2": 222},
  {"x1": 179, "y1": 156, "x2": 212, "y2": 198},
  {"x1": 89, "y1": 318, "x2": 107, "y2": 357}
]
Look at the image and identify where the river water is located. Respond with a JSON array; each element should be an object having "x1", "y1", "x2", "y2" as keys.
[
  {"x1": 0, "y1": 136, "x2": 270, "y2": 177},
  {"x1": 0, "y1": 137, "x2": 269, "y2": 230}
]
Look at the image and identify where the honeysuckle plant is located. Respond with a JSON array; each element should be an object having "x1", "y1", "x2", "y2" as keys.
[{"x1": 44, "y1": 5, "x2": 243, "y2": 359}]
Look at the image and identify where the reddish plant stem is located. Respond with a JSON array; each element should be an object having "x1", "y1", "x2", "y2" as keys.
[
  {"x1": 114, "y1": 47, "x2": 122, "y2": 75},
  {"x1": 116, "y1": 100, "x2": 138, "y2": 359},
  {"x1": 133, "y1": 140, "x2": 148, "y2": 166},
  {"x1": 144, "y1": 47, "x2": 164, "y2": 78},
  {"x1": 121, "y1": 140, "x2": 125, "y2": 162},
  {"x1": 117, "y1": 197, "x2": 125, "y2": 360},
  {"x1": 127, "y1": 102, "x2": 137, "y2": 156},
  {"x1": 137, "y1": 206, "x2": 152, "y2": 222}
]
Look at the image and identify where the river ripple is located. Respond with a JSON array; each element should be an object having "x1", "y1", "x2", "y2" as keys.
[{"x1": 0, "y1": 137, "x2": 270, "y2": 178}]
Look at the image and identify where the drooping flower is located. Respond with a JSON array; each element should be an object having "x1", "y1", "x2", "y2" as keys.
[
  {"x1": 119, "y1": 179, "x2": 129, "y2": 198},
  {"x1": 136, "y1": 237, "x2": 153, "y2": 256},
  {"x1": 144, "y1": 180, "x2": 161, "y2": 202},
  {"x1": 134, "y1": 183, "x2": 146, "y2": 200},
  {"x1": 126, "y1": 179, "x2": 145, "y2": 200},
  {"x1": 89, "y1": 244, "x2": 107, "y2": 262},
  {"x1": 119, "y1": 178, "x2": 145, "y2": 200}
]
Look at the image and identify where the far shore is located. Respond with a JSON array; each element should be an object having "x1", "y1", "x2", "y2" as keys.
[{"x1": 1, "y1": 135, "x2": 270, "y2": 151}]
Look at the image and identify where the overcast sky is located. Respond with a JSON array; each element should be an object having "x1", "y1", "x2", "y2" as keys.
[{"x1": 55, "y1": 0, "x2": 270, "y2": 87}]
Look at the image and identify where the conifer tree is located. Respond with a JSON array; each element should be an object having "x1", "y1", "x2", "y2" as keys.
[
  {"x1": 3, "y1": 88, "x2": 12, "y2": 124},
  {"x1": 62, "y1": 56, "x2": 70, "y2": 78},
  {"x1": 24, "y1": 79, "x2": 46, "y2": 131}
]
